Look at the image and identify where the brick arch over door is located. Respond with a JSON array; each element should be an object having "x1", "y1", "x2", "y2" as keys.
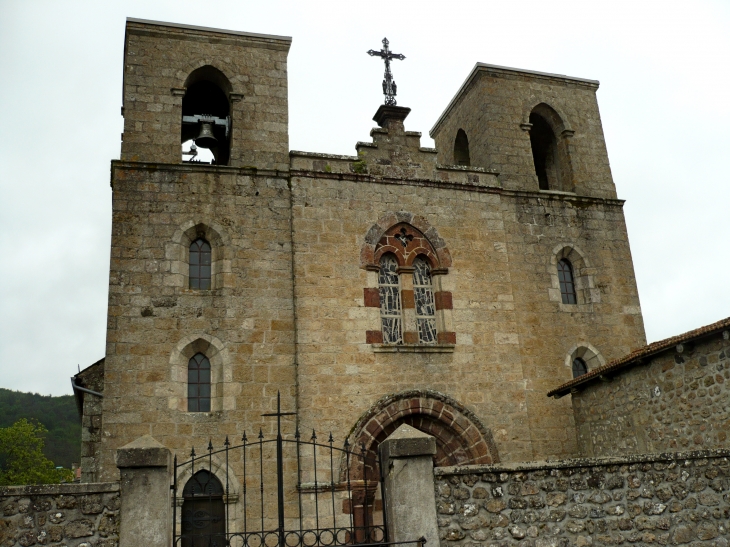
[
  {"x1": 345, "y1": 390, "x2": 499, "y2": 481},
  {"x1": 360, "y1": 212, "x2": 452, "y2": 270}
]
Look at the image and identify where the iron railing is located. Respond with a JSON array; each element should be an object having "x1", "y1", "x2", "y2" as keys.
[{"x1": 172, "y1": 393, "x2": 387, "y2": 547}]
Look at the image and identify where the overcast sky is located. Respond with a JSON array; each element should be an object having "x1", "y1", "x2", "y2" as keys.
[{"x1": 1, "y1": 0, "x2": 728, "y2": 396}]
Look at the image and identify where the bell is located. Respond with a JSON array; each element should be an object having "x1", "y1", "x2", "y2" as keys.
[{"x1": 194, "y1": 122, "x2": 217, "y2": 149}]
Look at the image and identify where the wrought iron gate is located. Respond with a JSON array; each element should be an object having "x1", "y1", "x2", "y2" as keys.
[{"x1": 172, "y1": 394, "x2": 388, "y2": 547}]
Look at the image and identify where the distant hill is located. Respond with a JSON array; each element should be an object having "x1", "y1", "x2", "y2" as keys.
[{"x1": 0, "y1": 388, "x2": 80, "y2": 469}]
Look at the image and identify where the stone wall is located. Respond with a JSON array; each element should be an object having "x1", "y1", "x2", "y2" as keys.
[
  {"x1": 0, "y1": 483, "x2": 119, "y2": 547},
  {"x1": 101, "y1": 162, "x2": 296, "y2": 482},
  {"x1": 75, "y1": 359, "x2": 104, "y2": 483},
  {"x1": 290, "y1": 113, "x2": 645, "y2": 464},
  {"x1": 434, "y1": 450, "x2": 730, "y2": 547},
  {"x1": 571, "y1": 329, "x2": 730, "y2": 457}
]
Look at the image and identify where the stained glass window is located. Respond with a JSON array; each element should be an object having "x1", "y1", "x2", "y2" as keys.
[
  {"x1": 557, "y1": 259, "x2": 577, "y2": 305},
  {"x1": 188, "y1": 353, "x2": 211, "y2": 412},
  {"x1": 413, "y1": 258, "x2": 437, "y2": 344},
  {"x1": 378, "y1": 254, "x2": 403, "y2": 344},
  {"x1": 572, "y1": 357, "x2": 587, "y2": 378},
  {"x1": 189, "y1": 238, "x2": 211, "y2": 290}
]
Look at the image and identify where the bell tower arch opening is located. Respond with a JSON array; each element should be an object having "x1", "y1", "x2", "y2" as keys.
[
  {"x1": 453, "y1": 128, "x2": 470, "y2": 166},
  {"x1": 528, "y1": 103, "x2": 574, "y2": 192},
  {"x1": 181, "y1": 65, "x2": 233, "y2": 165}
]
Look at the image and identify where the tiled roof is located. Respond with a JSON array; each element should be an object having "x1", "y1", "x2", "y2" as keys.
[{"x1": 547, "y1": 316, "x2": 730, "y2": 398}]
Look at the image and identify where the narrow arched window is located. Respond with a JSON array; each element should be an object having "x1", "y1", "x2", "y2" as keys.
[
  {"x1": 557, "y1": 259, "x2": 577, "y2": 305},
  {"x1": 572, "y1": 357, "x2": 588, "y2": 378},
  {"x1": 189, "y1": 238, "x2": 211, "y2": 290},
  {"x1": 454, "y1": 129, "x2": 470, "y2": 166},
  {"x1": 529, "y1": 112, "x2": 557, "y2": 190},
  {"x1": 188, "y1": 353, "x2": 211, "y2": 412},
  {"x1": 413, "y1": 258, "x2": 437, "y2": 344},
  {"x1": 181, "y1": 470, "x2": 225, "y2": 547},
  {"x1": 378, "y1": 254, "x2": 403, "y2": 344}
]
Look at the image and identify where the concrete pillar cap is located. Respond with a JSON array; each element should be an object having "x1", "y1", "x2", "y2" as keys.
[
  {"x1": 116, "y1": 434, "x2": 171, "y2": 468},
  {"x1": 379, "y1": 424, "x2": 436, "y2": 459}
]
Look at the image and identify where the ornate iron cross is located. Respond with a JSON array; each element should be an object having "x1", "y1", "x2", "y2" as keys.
[{"x1": 367, "y1": 38, "x2": 405, "y2": 106}]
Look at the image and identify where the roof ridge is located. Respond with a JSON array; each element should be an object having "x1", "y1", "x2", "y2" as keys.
[{"x1": 547, "y1": 315, "x2": 730, "y2": 397}]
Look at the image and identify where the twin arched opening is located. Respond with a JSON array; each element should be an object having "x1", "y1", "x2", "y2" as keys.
[{"x1": 363, "y1": 214, "x2": 454, "y2": 346}]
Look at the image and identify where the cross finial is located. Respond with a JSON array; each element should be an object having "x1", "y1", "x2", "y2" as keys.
[{"x1": 367, "y1": 37, "x2": 405, "y2": 106}]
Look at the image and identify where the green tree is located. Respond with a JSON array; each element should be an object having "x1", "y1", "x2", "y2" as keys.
[{"x1": 0, "y1": 419, "x2": 73, "y2": 485}]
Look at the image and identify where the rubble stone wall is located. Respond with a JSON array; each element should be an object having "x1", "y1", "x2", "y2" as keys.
[
  {"x1": 0, "y1": 482, "x2": 119, "y2": 547},
  {"x1": 434, "y1": 450, "x2": 730, "y2": 547},
  {"x1": 572, "y1": 330, "x2": 730, "y2": 457}
]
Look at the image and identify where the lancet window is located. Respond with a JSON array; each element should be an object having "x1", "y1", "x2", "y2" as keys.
[
  {"x1": 557, "y1": 259, "x2": 577, "y2": 305},
  {"x1": 572, "y1": 357, "x2": 588, "y2": 378},
  {"x1": 189, "y1": 238, "x2": 212, "y2": 290},
  {"x1": 413, "y1": 258, "x2": 437, "y2": 344},
  {"x1": 188, "y1": 353, "x2": 211, "y2": 412},
  {"x1": 378, "y1": 254, "x2": 403, "y2": 345}
]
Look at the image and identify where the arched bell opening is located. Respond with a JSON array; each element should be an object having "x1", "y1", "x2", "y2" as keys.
[
  {"x1": 181, "y1": 66, "x2": 232, "y2": 166},
  {"x1": 528, "y1": 103, "x2": 574, "y2": 192},
  {"x1": 529, "y1": 112, "x2": 557, "y2": 190},
  {"x1": 454, "y1": 128, "x2": 470, "y2": 166}
]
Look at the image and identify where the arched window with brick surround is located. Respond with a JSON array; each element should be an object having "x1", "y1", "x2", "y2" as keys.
[
  {"x1": 378, "y1": 254, "x2": 403, "y2": 345},
  {"x1": 362, "y1": 212, "x2": 455, "y2": 347}
]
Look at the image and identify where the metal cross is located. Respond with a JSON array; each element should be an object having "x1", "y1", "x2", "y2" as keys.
[
  {"x1": 261, "y1": 391, "x2": 296, "y2": 425},
  {"x1": 367, "y1": 38, "x2": 406, "y2": 106}
]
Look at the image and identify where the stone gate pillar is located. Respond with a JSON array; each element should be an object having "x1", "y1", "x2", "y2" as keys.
[
  {"x1": 116, "y1": 434, "x2": 172, "y2": 547},
  {"x1": 379, "y1": 424, "x2": 439, "y2": 547}
]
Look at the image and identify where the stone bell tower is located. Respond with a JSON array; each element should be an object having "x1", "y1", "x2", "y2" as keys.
[
  {"x1": 96, "y1": 19, "x2": 297, "y2": 481},
  {"x1": 120, "y1": 18, "x2": 290, "y2": 170}
]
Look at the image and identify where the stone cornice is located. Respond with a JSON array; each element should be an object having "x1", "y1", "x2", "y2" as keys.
[
  {"x1": 290, "y1": 169, "x2": 625, "y2": 207},
  {"x1": 125, "y1": 18, "x2": 292, "y2": 50},
  {"x1": 430, "y1": 62, "x2": 599, "y2": 137},
  {"x1": 109, "y1": 161, "x2": 624, "y2": 207}
]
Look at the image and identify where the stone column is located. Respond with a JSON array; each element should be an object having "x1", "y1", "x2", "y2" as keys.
[
  {"x1": 116, "y1": 434, "x2": 172, "y2": 547},
  {"x1": 379, "y1": 424, "x2": 439, "y2": 547}
]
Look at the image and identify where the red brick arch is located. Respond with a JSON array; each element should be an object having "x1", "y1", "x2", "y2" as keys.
[
  {"x1": 344, "y1": 390, "x2": 498, "y2": 482},
  {"x1": 361, "y1": 212, "x2": 452, "y2": 271}
]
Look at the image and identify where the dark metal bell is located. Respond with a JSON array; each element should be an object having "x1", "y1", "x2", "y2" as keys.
[{"x1": 195, "y1": 122, "x2": 217, "y2": 149}]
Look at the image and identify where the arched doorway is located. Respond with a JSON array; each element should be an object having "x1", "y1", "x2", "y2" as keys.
[
  {"x1": 343, "y1": 390, "x2": 499, "y2": 536},
  {"x1": 181, "y1": 470, "x2": 225, "y2": 547}
]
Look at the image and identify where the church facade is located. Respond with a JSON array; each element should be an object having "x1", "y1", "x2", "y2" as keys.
[{"x1": 75, "y1": 18, "x2": 647, "y2": 484}]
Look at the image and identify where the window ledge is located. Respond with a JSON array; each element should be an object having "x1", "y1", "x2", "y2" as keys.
[
  {"x1": 558, "y1": 303, "x2": 594, "y2": 313},
  {"x1": 372, "y1": 344, "x2": 455, "y2": 353},
  {"x1": 539, "y1": 189, "x2": 577, "y2": 196}
]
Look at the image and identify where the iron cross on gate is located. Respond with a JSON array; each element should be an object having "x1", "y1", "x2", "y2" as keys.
[
  {"x1": 261, "y1": 391, "x2": 296, "y2": 547},
  {"x1": 367, "y1": 38, "x2": 406, "y2": 106}
]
